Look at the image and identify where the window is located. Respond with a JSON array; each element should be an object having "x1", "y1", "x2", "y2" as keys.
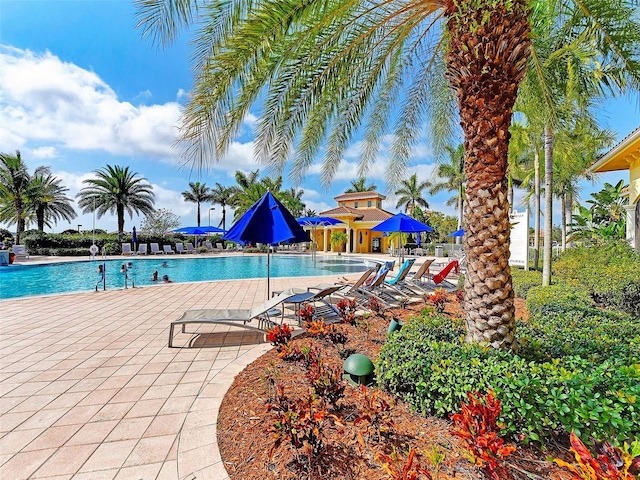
[
  {"x1": 354, "y1": 202, "x2": 359, "y2": 208},
  {"x1": 367, "y1": 200, "x2": 372, "y2": 207}
]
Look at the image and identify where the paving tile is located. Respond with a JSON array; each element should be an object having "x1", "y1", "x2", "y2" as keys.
[
  {"x1": 0, "y1": 447, "x2": 56, "y2": 480},
  {"x1": 31, "y1": 444, "x2": 98, "y2": 478},
  {"x1": 66, "y1": 420, "x2": 118, "y2": 445},
  {"x1": 16, "y1": 408, "x2": 69, "y2": 431},
  {"x1": 53, "y1": 404, "x2": 102, "y2": 427},
  {"x1": 0, "y1": 428, "x2": 43, "y2": 454},
  {"x1": 76, "y1": 439, "x2": 138, "y2": 473},
  {"x1": 123, "y1": 398, "x2": 166, "y2": 419},
  {"x1": 123, "y1": 434, "x2": 175, "y2": 467},
  {"x1": 23, "y1": 424, "x2": 83, "y2": 451},
  {"x1": 105, "y1": 417, "x2": 154, "y2": 442},
  {"x1": 158, "y1": 396, "x2": 194, "y2": 415},
  {"x1": 143, "y1": 413, "x2": 186, "y2": 438},
  {"x1": 114, "y1": 461, "x2": 163, "y2": 479}
]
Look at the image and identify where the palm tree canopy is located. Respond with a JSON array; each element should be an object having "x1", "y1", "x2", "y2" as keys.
[
  {"x1": 27, "y1": 171, "x2": 77, "y2": 230},
  {"x1": 344, "y1": 178, "x2": 378, "y2": 193},
  {"x1": 394, "y1": 173, "x2": 430, "y2": 213},
  {"x1": 76, "y1": 165, "x2": 155, "y2": 235},
  {"x1": 182, "y1": 181, "x2": 214, "y2": 204}
]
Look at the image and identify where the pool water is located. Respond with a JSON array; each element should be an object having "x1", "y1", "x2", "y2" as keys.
[{"x1": 0, "y1": 255, "x2": 371, "y2": 300}]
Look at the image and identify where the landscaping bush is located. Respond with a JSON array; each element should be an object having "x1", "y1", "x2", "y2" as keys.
[
  {"x1": 376, "y1": 311, "x2": 639, "y2": 445},
  {"x1": 510, "y1": 268, "x2": 542, "y2": 298},
  {"x1": 552, "y1": 242, "x2": 640, "y2": 317},
  {"x1": 526, "y1": 283, "x2": 593, "y2": 317}
]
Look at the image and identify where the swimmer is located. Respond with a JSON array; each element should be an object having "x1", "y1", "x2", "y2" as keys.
[
  {"x1": 162, "y1": 274, "x2": 173, "y2": 283},
  {"x1": 151, "y1": 270, "x2": 158, "y2": 281},
  {"x1": 160, "y1": 261, "x2": 168, "y2": 268},
  {"x1": 97, "y1": 264, "x2": 104, "y2": 274}
]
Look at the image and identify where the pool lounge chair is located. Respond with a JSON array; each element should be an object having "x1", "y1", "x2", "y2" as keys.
[
  {"x1": 175, "y1": 243, "x2": 186, "y2": 254},
  {"x1": 186, "y1": 242, "x2": 196, "y2": 254},
  {"x1": 204, "y1": 241, "x2": 214, "y2": 253},
  {"x1": 163, "y1": 245, "x2": 175, "y2": 254},
  {"x1": 121, "y1": 243, "x2": 132, "y2": 256},
  {"x1": 150, "y1": 243, "x2": 162, "y2": 254},
  {"x1": 137, "y1": 243, "x2": 148, "y2": 255},
  {"x1": 276, "y1": 284, "x2": 345, "y2": 322},
  {"x1": 423, "y1": 260, "x2": 460, "y2": 291},
  {"x1": 168, "y1": 291, "x2": 299, "y2": 347},
  {"x1": 404, "y1": 259, "x2": 436, "y2": 293},
  {"x1": 12, "y1": 245, "x2": 29, "y2": 260}
]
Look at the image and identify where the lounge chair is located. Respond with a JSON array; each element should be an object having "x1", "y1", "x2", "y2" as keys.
[
  {"x1": 168, "y1": 291, "x2": 299, "y2": 347},
  {"x1": 204, "y1": 241, "x2": 214, "y2": 253},
  {"x1": 137, "y1": 243, "x2": 148, "y2": 255},
  {"x1": 215, "y1": 242, "x2": 224, "y2": 252},
  {"x1": 277, "y1": 284, "x2": 345, "y2": 322},
  {"x1": 12, "y1": 245, "x2": 29, "y2": 260},
  {"x1": 385, "y1": 259, "x2": 416, "y2": 287},
  {"x1": 423, "y1": 260, "x2": 460, "y2": 290},
  {"x1": 383, "y1": 258, "x2": 426, "y2": 296},
  {"x1": 121, "y1": 243, "x2": 132, "y2": 256},
  {"x1": 175, "y1": 243, "x2": 186, "y2": 254},
  {"x1": 186, "y1": 242, "x2": 196, "y2": 254},
  {"x1": 405, "y1": 259, "x2": 436, "y2": 293},
  {"x1": 163, "y1": 245, "x2": 175, "y2": 254},
  {"x1": 150, "y1": 243, "x2": 162, "y2": 254}
]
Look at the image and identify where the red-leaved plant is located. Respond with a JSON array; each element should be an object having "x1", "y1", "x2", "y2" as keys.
[
  {"x1": 336, "y1": 298, "x2": 358, "y2": 324},
  {"x1": 554, "y1": 432, "x2": 640, "y2": 480},
  {"x1": 266, "y1": 323, "x2": 293, "y2": 347},
  {"x1": 376, "y1": 448, "x2": 433, "y2": 480},
  {"x1": 450, "y1": 390, "x2": 516, "y2": 480},
  {"x1": 298, "y1": 302, "x2": 314, "y2": 325},
  {"x1": 305, "y1": 355, "x2": 345, "y2": 406},
  {"x1": 368, "y1": 295, "x2": 386, "y2": 318},
  {"x1": 354, "y1": 384, "x2": 395, "y2": 444},
  {"x1": 430, "y1": 288, "x2": 448, "y2": 313}
]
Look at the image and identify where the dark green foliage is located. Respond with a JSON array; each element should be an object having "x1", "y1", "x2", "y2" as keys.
[
  {"x1": 376, "y1": 308, "x2": 639, "y2": 444},
  {"x1": 552, "y1": 242, "x2": 640, "y2": 317},
  {"x1": 0, "y1": 227, "x2": 14, "y2": 246},
  {"x1": 510, "y1": 268, "x2": 542, "y2": 298},
  {"x1": 526, "y1": 284, "x2": 593, "y2": 317}
]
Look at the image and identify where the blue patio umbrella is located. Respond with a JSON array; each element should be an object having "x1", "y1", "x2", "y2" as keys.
[
  {"x1": 225, "y1": 192, "x2": 309, "y2": 298},
  {"x1": 296, "y1": 216, "x2": 342, "y2": 266},
  {"x1": 132, "y1": 226, "x2": 137, "y2": 249},
  {"x1": 372, "y1": 213, "x2": 433, "y2": 262},
  {"x1": 447, "y1": 228, "x2": 465, "y2": 237},
  {"x1": 173, "y1": 225, "x2": 226, "y2": 248}
]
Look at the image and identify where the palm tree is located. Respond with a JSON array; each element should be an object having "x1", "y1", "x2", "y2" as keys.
[
  {"x1": 281, "y1": 188, "x2": 306, "y2": 217},
  {"x1": 76, "y1": 165, "x2": 155, "y2": 239},
  {"x1": 429, "y1": 144, "x2": 466, "y2": 241},
  {"x1": 182, "y1": 181, "x2": 214, "y2": 226},
  {"x1": 137, "y1": 0, "x2": 640, "y2": 350},
  {"x1": 344, "y1": 178, "x2": 377, "y2": 193},
  {"x1": 210, "y1": 182, "x2": 234, "y2": 230},
  {"x1": 394, "y1": 173, "x2": 430, "y2": 215},
  {"x1": 0, "y1": 150, "x2": 48, "y2": 243},
  {"x1": 27, "y1": 171, "x2": 77, "y2": 231}
]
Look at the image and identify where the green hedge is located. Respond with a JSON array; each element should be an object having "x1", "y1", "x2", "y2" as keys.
[
  {"x1": 510, "y1": 268, "x2": 542, "y2": 298},
  {"x1": 377, "y1": 308, "x2": 639, "y2": 444},
  {"x1": 552, "y1": 242, "x2": 640, "y2": 317}
]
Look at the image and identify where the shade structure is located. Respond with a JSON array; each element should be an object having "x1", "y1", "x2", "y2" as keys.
[
  {"x1": 447, "y1": 228, "x2": 465, "y2": 237},
  {"x1": 225, "y1": 192, "x2": 310, "y2": 298},
  {"x1": 173, "y1": 226, "x2": 226, "y2": 235},
  {"x1": 296, "y1": 216, "x2": 342, "y2": 266},
  {"x1": 371, "y1": 213, "x2": 433, "y2": 262}
]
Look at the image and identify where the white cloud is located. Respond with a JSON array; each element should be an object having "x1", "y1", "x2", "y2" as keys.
[
  {"x1": 29, "y1": 146, "x2": 58, "y2": 159},
  {"x1": 0, "y1": 46, "x2": 181, "y2": 160}
]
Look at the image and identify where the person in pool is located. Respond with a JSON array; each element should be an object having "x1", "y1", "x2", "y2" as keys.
[
  {"x1": 160, "y1": 261, "x2": 168, "y2": 268},
  {"x1": 162, "y1": 274, "x2": 173, "y2": 283},
  {"x1": 151, "y1": 270, "x2": 158, "y2": 281}
]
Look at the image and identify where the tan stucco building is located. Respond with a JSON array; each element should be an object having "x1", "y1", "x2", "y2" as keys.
[
  {"x1": 310, "y1": 191, "x2": 394, "y2": 253},
  {"x1": 590, "y1": 126, "x2": 640, "y2": 250}
]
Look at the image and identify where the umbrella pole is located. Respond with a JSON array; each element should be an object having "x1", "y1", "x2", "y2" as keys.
[{"x1": 267, "y1": 246, "x2": 271, "y2": 299}]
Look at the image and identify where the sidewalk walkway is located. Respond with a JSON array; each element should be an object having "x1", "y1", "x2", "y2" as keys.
[{"x1": 0, "y1": 275, "x2": 343, "y2": 479}]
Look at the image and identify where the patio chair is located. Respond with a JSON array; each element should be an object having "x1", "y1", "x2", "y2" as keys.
[
  {"x1": 121, "y1": 243, "x2": 132, "y2": 256},
  {"x1": 137, "y1": 243, "x2": 148, "y2": 255},
  {"x1": 150, "y1": 243, "x2": 162, "y2": 254},
  {"x1": 204, "y1": 241, "x2": 214, "y2": 253},
  {"x1": 186, "y1": 242, "x2": 196, "y2": 254},
  {"x1": 168, "y1": 291, "x2": 299, "y2": 347},
  {"x1": 385, "y1": 259, "x2": 416, "y2": 287},
  {"x1": 12, "y1": 245, "x2": 29, "y2": 259},
  {"x1": 215, "y1": 242, "x2": 224, "y2": 252},
  {"x1": 423, "y1": 260, "x2": 460, "y2": 291},
  {"x1": 405, "y1": 259, "x2": 436, "y2": 293},
  {"x1": 175, "y1": 243, "x2": 186, "y2": 254},
  {"x1": 276, "y1": 284, "x2": 345, "y2": 322},
  {"x1": 163, "y1": 245, "x2": 175, "y2": 254}
]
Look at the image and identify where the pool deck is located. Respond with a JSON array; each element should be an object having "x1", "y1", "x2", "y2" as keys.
[{"x1": 0, "y1": 253, "x2": 406, "y2": 479}]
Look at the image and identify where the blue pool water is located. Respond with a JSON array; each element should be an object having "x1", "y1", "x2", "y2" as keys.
[{"x1": 0, "y1": 255, "x2": 371, "y2": 300}]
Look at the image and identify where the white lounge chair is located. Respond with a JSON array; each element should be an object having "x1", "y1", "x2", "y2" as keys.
[
  {"x1": 204, "y1": 241, "x2": 214, "y2": 253},
  {"x1": 215, "y1": 242, "x2": 224, "y2": 252},
  {"x1": 12, "y1": 245, "x2": 29, "y2": 259},
  {"x1": 121, "y1": 243, "x2": 132, "y2": 256},
  {"x1": 150, "y1": 243, "x2": 162, "y2": 254},
  {"x1": 137, "y1": 243, "x2": 148, "y2": 255},
  {"x1": 163, "y1": 245, "x2": 175, "y2": 254},
  {"x1": 168, "y1": 291, "x2": 299, "y2": 347},
  {"x1": 175, "y1": 243, "x2": 186, "y2": 254},
  {"x1": 186, "y1": 242, "x2": 196, "y2": 254}
]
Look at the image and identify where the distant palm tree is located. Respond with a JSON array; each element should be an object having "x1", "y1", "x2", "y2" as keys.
[
  {"x1": 0, "y1": 150, "x2": 48, "y2": 243},
  {"x1": 303, "y1": 208, "x2": 317, "y2": 217},
  {"x1": 281, "y1": 188, "x2": 306, "y2": 217},
  {"x1": 231, "y1": 170, "x2": 287, "y2": 220},
  {"x1": 344, "y1": 178, "x2": 376, "y2": 193},
  {"x1": 394, "y1": 174, "x2": 430, "y2": 215},
  {"x1": 76, "y1": 165, "x2": 155, "y2": 239},
  {"x1": 28, "y1": 171, "x2": 77, "y2": 231},
  {"x1": 182, "y1": 181, "x2": 214, "y2": 226},
  {"x1": 429, "y1": 144, "x2": 466, "y2": 237},
  {"x1": 210, "y1": 182, "x2": 234, "y2": 230}
]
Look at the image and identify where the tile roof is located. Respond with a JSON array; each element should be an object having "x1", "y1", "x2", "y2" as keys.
[
  {"x1": 333, "y1": 190, "x2": 386, "y2": 201},
  {"x1": 320, "y1": 206, "x2": 393, "y2": 223}
]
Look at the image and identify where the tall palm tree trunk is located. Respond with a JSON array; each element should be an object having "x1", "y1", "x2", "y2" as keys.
[
  {"x1": 117, "y1": 204, "x2": 125, "y2": 240},
  {"x1": 446, "y1": 0, "x2": 530, "y2": 350},
  {"x1": 533, "y1": 149, "x2": 541, "y2": 270},
  {"x1": 542, "y1": 125, "x2": 553, "y2": 286},
  {"x1": 561, "y1": 193, "x2": 567, "y2": 251},
  {"x1": 457, "y1": 191, "x2": 463, "y2": 245}
]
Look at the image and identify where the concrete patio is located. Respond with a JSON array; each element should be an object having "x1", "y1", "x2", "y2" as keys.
[{"x1": 0, "y1": 273, "x2": 348, "y2": 479}]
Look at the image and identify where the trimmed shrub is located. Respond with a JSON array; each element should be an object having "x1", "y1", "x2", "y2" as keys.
[
  {"x1": 526, "y1": 284, "x2": 593, "y2": 317},
  {"x1": 376, "y1": 312, "x2": 639, "y2": 444},
  {"x1": 510, "y1": 268, "x2": 542, "y2": 298}
]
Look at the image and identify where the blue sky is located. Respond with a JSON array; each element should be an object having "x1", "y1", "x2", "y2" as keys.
[{"x1": 1, "y1": 0, "x2": 638, "y2": 234}]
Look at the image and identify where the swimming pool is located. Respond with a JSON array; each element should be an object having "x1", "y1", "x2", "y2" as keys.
[{"x1": 0, "y1": 255, "x2": 372, "y2": 300}]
